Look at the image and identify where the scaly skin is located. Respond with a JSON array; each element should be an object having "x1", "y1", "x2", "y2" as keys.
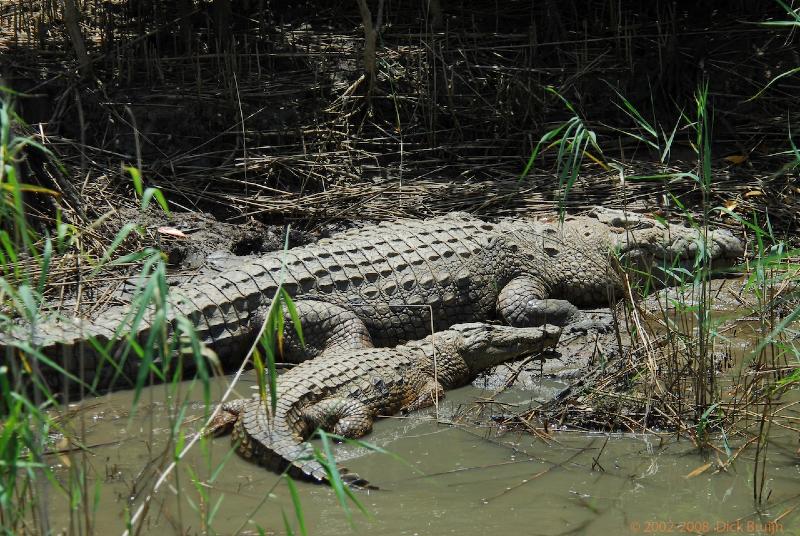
[
  {"x1": 206, "y1": 323, "x2": 562, "y2": 485},
  {"x1": 0, "y1": 208, "x2": 742, "y2": 391}
]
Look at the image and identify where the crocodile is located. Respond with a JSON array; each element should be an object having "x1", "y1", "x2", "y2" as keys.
[
  {"x1": 206, "y1": 322, "x2": 562, "y2": 485},
  {"x1": 0, "y1": 208, "x2": 743, "y2": 391}
]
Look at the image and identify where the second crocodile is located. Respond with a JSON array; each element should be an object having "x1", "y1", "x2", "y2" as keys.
[{"x1": 206, "y1": 322, "x2": 562, "y2": 485}]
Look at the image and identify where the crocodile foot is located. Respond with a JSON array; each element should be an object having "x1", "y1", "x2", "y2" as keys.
[
  {"x1": 340, "y1": 467, "x2": 378, "y2": 490},
  {"x1": 204, "y1": 399, "x2": 246, "y2": 437}
]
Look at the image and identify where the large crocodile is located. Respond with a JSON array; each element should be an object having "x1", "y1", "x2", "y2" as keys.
[
  {"x1": 1, "y1": 208, "x2": 742, "y2": 391},
  {"x1": 206, "y1": 322, "x2": 562, "y2": 485}
]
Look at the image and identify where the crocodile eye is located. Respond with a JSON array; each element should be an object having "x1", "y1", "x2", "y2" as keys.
[
  {"x1": 544, "y1": 246, "x2": 560, "y2": 257},
  {"x1": 462, "y1": 327, "x2": 490, "y2": 346}
]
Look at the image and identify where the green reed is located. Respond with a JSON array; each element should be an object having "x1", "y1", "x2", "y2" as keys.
[
  {"x1": 0, "y1": 92, "x2": 366, "y2": 535},
  {"x1": 609, "y1": 83, "x2": 798, "y2": 506},
  {"x1": 520, "y1": 86, "x2": 606, "y2": 218}
]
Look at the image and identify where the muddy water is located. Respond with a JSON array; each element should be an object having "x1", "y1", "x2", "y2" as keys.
[{"x1": 46, "y1": 365, "x2": 799, "y2": 536}]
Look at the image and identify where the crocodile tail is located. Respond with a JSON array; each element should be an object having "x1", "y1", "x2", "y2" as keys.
[
  {"x1": 1, "y1": 315, "x2": 133, "y2": 393},
  {"x1": 274, "y1": 439, "x2": 328, "y2": 481},
  {"x1": 288, "y1": 447, "x2": 373, "y2": 489},
  {"x1": 238, "y1": 399, "x2": 375, "y2": 488},
  {"x1": 268, "y1": 423, "x2": 375, "y2": 489}
]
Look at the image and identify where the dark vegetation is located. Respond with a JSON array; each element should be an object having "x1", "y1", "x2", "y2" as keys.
[
  {"x1": 1, "y1": 0, "x2": 799, "y2": 534},
  {"x1": 3, "y1": 1, "x2": 799, "y2": 228}
]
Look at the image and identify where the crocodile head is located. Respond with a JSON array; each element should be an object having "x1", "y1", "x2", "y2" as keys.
[
  {"x1": 591, "y1": 208, "x2": 744, "y2": 276},
  {"x1": 443, "y1": 323, "x2": 562, "y2": 374}
]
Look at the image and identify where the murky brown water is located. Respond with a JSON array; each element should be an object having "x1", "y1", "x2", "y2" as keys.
[{"x1": 45, "y1": 363, "x2": 799, "y2": 536}]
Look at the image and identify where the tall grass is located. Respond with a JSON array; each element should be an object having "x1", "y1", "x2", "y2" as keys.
[
  {"x1": 0, "y1": 92, "x2": 365, "y2": 535},
  {"x1": 523, "y1": 78, "x2": 799, "y2": 510},
  {"x1": 520, "y1": 87, "x2": 607, "y2": 217},
  {"x1": 1, "y1": 88, "x2": 217, "y2": 532},
  {"x1": 604, "y1": 82, "x2": 681, "y2": 166},
  {"x1": 1, "y1": 89, "x2": 66, "y2": 535},
  {"x1": 616, "y1": 85, "x2": 799, "y2": 505}
]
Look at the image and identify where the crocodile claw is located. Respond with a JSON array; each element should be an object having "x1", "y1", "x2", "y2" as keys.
[{"x1": 340, "y1": 467, "x2": 378, "y2": 490}]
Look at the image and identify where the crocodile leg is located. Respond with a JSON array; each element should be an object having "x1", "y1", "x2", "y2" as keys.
[
  {"x1": 281, "y1": 301, "x2": 374, "y2": 362},
  {"x1": 301, "y1": 398, "x2": 374, "y2": 438},
  {"x1": 205, "y1": 398, "x2": 247, "y2": 437},
  {"x1": 497, "y1": 277, "x2": 579, "y2": 327},
  {"x1": 402, "y1": 379, "x2": 444, "y2": 412}
]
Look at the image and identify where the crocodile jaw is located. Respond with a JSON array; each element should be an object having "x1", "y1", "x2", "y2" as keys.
[
  {"x1": 448, "y1": 323, "x2": 562, "y2": 373},
  {"x1": 612, "y1": 222, "x2": 743, "y2": 272}
]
